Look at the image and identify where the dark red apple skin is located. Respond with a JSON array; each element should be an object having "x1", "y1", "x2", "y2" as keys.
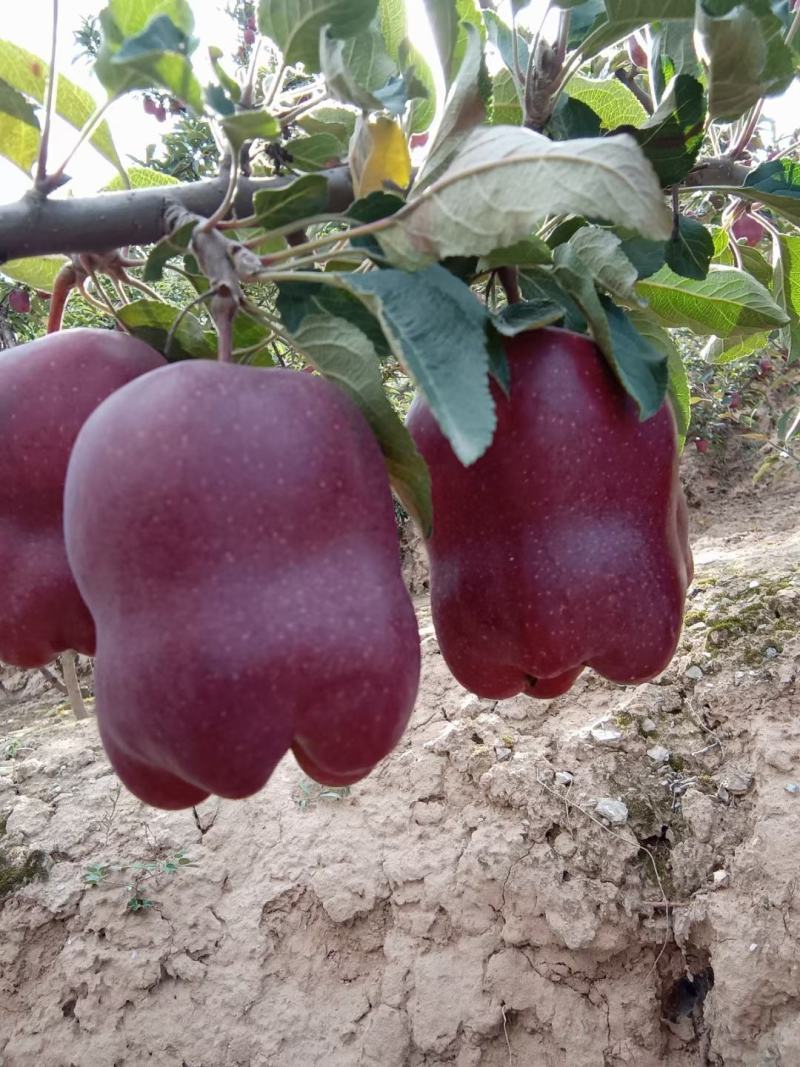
[
  {"x1": 64, "y1": 362, "x2": 421, "y2": 809},
  {"x1": 407, "y1": 327, "x2": 693, "y2": 701},
  {"x1": 0, "y1": 329, "x2": 165, "y2": 668},
  {"x1": 731, "y1": 214, "x2": 765, "y2": 247}
]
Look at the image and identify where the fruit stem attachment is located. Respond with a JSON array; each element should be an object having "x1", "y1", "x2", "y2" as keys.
[
  {"x1": 497, "y1": 267, "x2": 521, "y2": 305},
  {"x1": 46, "y1": 264, "x2": 77, "y2": 334}
]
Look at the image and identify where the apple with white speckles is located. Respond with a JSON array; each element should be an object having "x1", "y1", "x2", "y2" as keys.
[
  {"x1": 63, "y1": 361, "x2": 421, "y2": 809},
  {"x1": 0, "y1": 328, "x2": 165, "y2": 668},
  {"x1": 406, "y1": 327, "x2": 693, "y2": 700}
]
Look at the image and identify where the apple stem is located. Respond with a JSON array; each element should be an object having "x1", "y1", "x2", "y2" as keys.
[
  {"x1": 497, "y1": 266, "x2": 521, "y2": 306},
  {"x1": 46, "y1": 265, "x2": 76, "y2": 334}
]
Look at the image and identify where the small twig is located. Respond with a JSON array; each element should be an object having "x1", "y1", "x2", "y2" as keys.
[
  {"x1": 35, "y1": 0, "x2": 60, "y2": 190},
  {"x1": 728, "y1": 101, "x2": 763, "y2": 161},
  {"x1": 264, "y1": 59, "x2": 287, "y2": 110},
  {"x1": 49, "y1": 94, "x2": 122, "y2": 190},
  {"x1": 240, "y1": 36, "x2": 264, "y2": 110},
  {"x1": 614, "y1": 68, "x2": 654, "y2": 115}
]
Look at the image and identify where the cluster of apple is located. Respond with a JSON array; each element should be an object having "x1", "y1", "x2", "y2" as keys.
[{"x1": 0, "y1": 325, "x2": 692, "y2": 810}]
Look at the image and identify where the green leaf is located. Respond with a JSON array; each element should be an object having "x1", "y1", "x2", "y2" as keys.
[
  {"x1": 96, "y1": 6, "x2": 204, "y2": 113},
  {"x1": 602, "y1": 300, "x2": 669, "y2": 420},
  {"x1": 321, "y1": 23, "x2": 397, "y2": 112},
  {"x1": 650, "y1": 20, "x2": 699, "y2": 101},
  {"x1": 276, "y1": 287, "x2": 432, "y2": 532},
  {"x1": 725, "y1": 158, "x2": 800, "y2": 228},
  {"x1": 116, "y1": 299, "x2": 216, "y2": 361},
  {"x1": 103, "y1": 165, "x2": 180, "y2": 190},
  {"x1": 703, "y1": 331, "x2": 770, "y2": 364},
  {"x1": 483, "y1": 10, "x2": 529, "y2": 74},
  {"x1": 489, "y1": 69, "x2": 522, "y2": 127},
  {"x1": 552, "y1": 243, "x2": 667, "y2": 418},
  {"x1": 490, "y1": 300, "x2": 565, "y2": 336},
  {"x1": 695, "y1": 0, "x2": 795, "y2": 121},
  {"x1": 258, "y1": 0, "x2": 378, "y2": 72},
  {"x1": 143, "y1": 221, "x2": 195, "y2": 282},
  {"x1": 298, "y1": 106, "x2": 356, "y2": 144},
  {"x1": 416, "y1": 23, "x2": 487, "y2": 192},
  {"x1": 0, "y1": 81, "x2": 39, "y2": 173},
  {"x1": 342, "y1": 265, "x2": 495, "y2": 465},
  {"x1": 285, "y1": 133, "x2": 344, "y2": 170},
  {"x1": 381, "y1": 128, "x2": 672, "y2": 269},
  {"x1": 477, "y1": 237, "x2": 552, "y2": 271},
  {"x1": 566, "y1": 74, "x2": 648, "y2": 129},
  {"x1": 636, "y1": 264, "x2": 790, "y2": 336},
  {"x1": 618, "y1": 233, "x2": 667, "y2": 279},
  {"x1": 277, "y1": 279, "x2": 390, "y2": 357},
  {"x1": 665, "y1": 215, "x2": 714, "y2": 280},
  {"x1": 547, "y1": 94, "x2": 602, "y2": 140},
  {"x1": 627, "y1": 307, "x2": 690, "y2": 446},
  {"x1": 426, "y1": 0, "x2": 486, "y2": 85},
  {"x1": 208, "y1": 46, "x2": 241, "y2": 103},
  {"x1": 221, "y1": 110, "x2": 280, "y2": 153},
  {"x1": 519, "y1": 267, "x2": 588, "y2": 333},
  {"x1": 774, "y1": 234, "x2": 800, "y2": 363},
  {"x1": 0, "y1": 40, "x2": 123, "y2": 177},
  {"x1": 567, "y1": 225, "x2": 640, "y2": 301},
  {"x1": 253, "y1": 174, "x2": 329, "y2": 229},
  {"x1": 0, "y1": 256, "x2": 68, "y2": 292},
  {"x1": 627, "y1": 74, "x2": 705, "y2": 187}
]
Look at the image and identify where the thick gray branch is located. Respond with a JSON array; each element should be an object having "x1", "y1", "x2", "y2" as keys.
[{"x1": 0, "y1": 167, "x2": 353, "y2": 264}]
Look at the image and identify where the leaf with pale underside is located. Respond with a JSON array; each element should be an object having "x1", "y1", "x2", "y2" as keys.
[{"x1": 379, "y1": 127, "x2": 673, "y2": 269}]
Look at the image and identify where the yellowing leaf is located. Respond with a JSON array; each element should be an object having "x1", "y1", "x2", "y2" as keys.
[{"x1": 351, "y1": 115, "x2": 411, "y2": 199}]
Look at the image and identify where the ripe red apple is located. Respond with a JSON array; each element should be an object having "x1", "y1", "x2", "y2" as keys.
[
  {"x1": 407, "y1": 327, "x2": 693, "y2": 700},
  {"x1": 694, "y1": 437, "x2": 709, "y2": 453},
  {"x1": 244, "y1": 26, "x2": 256, "y2": 45},
  {"x1": 8, "y1": 288, "x2": 30, "y2": 314},
  {"x1": 64, "y1": 362, "x2": 420, "y2": 809},
  {"x1": 0, "y1": 329, "x2": 165, "y2": 668},
  {"x1": 758, "y1": 358, "x2": 773, "y2": 377},
  {"x1": 731, "y1": 213, "x2": 765, "y2": 247}
]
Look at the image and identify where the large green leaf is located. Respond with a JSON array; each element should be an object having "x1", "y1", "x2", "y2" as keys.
[
  {"x1": 342, "y1": 265, "x2": 495, "y2": 465},
  {"x1": 566, "y1": 74, "x2": 647, "y2": 129},
  {"x1": 627, "y1": 74, "x2": 705, "y2": 187},
  {"x1": 636, "y1": 264, "x2": 790, "y2": 336},
  {"x1": 0, "y1": 41, "x2": 123, "y2": 176},
  {"x1": 552, "y1": 244, "x2": 667, "y2": 418},
  {"x1": 96, "y1": 4, "x2": 204, "y2": 113},
  {"x1": 696, "y1": 0, "x2": 795, "y2": 121},
  {"x1": 415, "y1": 23, "x2": 487, "y2": 191},
  {"x1": 103, "y1": 165, "x2": 180, "y2": 190},
  {"x1": 627, "y1": 307, "x2": 691, "y2": 446},
  {"x1": 665, "y1": 215, "x2": 714, "y2": 280},
  {"x1": 116, "y1": 299, "x2": 216, "y2": 361},
  {"x1": 0, "y1": 80, "x2": 39, "y2": 174},
  {"x1": 258, "y1": 0, "x2": 378, "y2": 72},
  {"x1": 380, "y1": 128, "x2": 672, "y2": 269},
  {"x1": 489, "y1": 69, "x2": 522, "y2": 126},
  {"x1": 253, "y1": 174, "x2": 329, "y2": 229},
  {"x1": 275, "y1": 282, "x2": 432, "y2": 532},
  {"x1": 774, "y1": 234, "x2": 800, "y2": 363},
  {"x1": 0, "y1": 256, "x2": 68, "y2": 291}
]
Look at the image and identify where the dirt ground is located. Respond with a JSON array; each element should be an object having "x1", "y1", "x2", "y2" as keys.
[{"x1": 1, "y1": 445, "x2": 799, "y2": 1067}]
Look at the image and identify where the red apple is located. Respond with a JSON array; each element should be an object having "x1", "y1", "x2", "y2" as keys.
[
  {"x1": 0, "y1": 329, "x2": 165, "y2": 668},
  {"x1": 64, "y1": 362, "x2": 421, "y2": 808},
  {"x1": 407, "y1": 327, "x2": 693, "y2": 700}
]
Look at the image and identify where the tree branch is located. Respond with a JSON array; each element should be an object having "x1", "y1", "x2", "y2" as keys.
[{"x1": 0, "y1": 167, "x2": 353, "y2": 266}]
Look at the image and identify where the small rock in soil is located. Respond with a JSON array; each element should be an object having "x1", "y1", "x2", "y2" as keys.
[{"x1": 596, "y1": 798, "x2": 628, "y2": 825}]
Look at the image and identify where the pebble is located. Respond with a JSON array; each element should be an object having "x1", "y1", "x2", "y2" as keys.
[
  {"x1": 647, "y1": 745, "x2": 670, "y2": 764},
  {"x1": 718, "y1": 768, "x2": 754, "y2": 796},
  {"x1": 686, "y1": 665, "x2": 704, "y2": 681},
  {"x1": 712, "y1": 869, "x2": 730, "y2": 889},
  {"x1": 595, "y1": 798, "x2": 628, "y2": 825},
  {"x1": 555, "y1": 771, "x2": 573, "y2": 787},
  {"x1": 590, "y1": 724, "x2": 623, "y2": 745},
  {"x1": 764, "y1": 647, "x2": 779, "y2": 659},
  {"x1": 641, "y1": 718, "x2": 657, "y2": 735},
  {"x1": 785, "y1": 783, "x2": 800, "y2": 796},
  {"x1": 494, "y1": 746, "x2": 512, "y2": 763}
]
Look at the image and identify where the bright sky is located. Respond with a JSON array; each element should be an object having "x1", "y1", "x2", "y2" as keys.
[{"x1": 0, "y1": 0, "x2": 798, "y2": 206}]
